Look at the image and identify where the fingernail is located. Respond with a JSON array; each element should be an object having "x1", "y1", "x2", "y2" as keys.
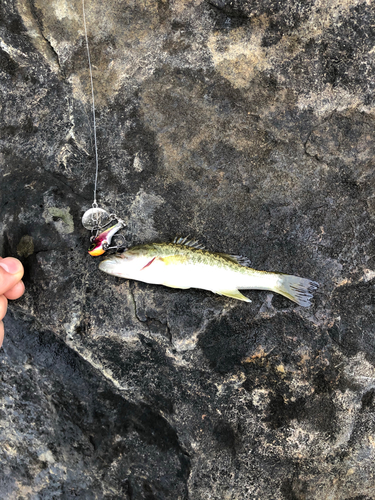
[{"x1": 0, "y1": 259, "x2": 21, "y2": 274}]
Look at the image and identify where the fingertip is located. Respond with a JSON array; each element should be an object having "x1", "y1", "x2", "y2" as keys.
[
  {"x1": 0, "y1": 258, "x2": 24, "y2": 296},
  {"x1": 4, "y1": 280, "x2": 25, "y2": 300},
  {"x1": 0, "y1": 294, "x2": 8, "y2": 321},
  {"x1": 0, "y1": 257, "x2": 24, "y2": 277},
  {"x1": 0, "y1": 321, "x2": 4, "y2": 349}
]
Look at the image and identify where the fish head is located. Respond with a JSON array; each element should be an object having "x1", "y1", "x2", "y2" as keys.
[{"x1": 98, "y1": 246, "x2": 157, "y2": 279}]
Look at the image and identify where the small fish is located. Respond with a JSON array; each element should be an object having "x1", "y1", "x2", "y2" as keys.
[
  {"x1": 99, "y1": 238, "x2": 318, "y2": 307},
  {"x1": 88, "y1": 222, "x2": 124, "y2": 256}
]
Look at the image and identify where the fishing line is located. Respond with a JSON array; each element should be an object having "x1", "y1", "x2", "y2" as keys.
[
  {"x1": 82, "y1": 0, "x2": 98, "y2": 208},
  {"x1": 81, "y1": 0, "x2": 125, "y2": 249}
]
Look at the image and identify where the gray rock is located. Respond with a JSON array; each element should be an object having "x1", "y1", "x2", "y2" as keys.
[{"x1": 1, "y1": 0, "x2": 375, "y2": 498}]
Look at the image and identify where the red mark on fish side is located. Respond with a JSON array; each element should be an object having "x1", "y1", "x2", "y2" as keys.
[{"x1": 140, "y1": 257, "x2": 156, "y2": 270}]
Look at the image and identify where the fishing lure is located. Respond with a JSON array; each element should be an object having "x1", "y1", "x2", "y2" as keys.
[{"x1": 88, "y1": 221, "x2": 125, "y2": 256}]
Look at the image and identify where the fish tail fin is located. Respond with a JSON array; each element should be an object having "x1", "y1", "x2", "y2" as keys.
[{"x1": 273, "y1": 275, "x2": 318, "y2": 307}]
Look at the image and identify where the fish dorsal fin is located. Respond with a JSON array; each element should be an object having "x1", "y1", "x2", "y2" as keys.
[
  {"x1": 173, "y1": 236, "x2": 205, "y2": 250},
  {"x1": 217, "y1": 253, "x2": 252, "y2": 267}
]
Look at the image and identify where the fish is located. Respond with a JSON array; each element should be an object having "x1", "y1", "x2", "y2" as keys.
[
  {"x1": 98, "y1": 237, "x2": 318, "y2": 307},
  {"x1": 88, "y1": 221, "x2": 124, "y2": 256}
]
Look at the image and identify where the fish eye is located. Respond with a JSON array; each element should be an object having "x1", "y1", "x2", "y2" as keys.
[{"x1": 89, "y1": 243, "x2": 96, "y2": 251}]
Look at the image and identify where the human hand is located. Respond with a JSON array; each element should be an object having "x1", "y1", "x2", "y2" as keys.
[{"x1": 0, "y1": 257, "x2": 25, "y2": 348}]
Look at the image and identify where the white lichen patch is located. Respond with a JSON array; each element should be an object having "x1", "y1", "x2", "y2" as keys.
[
  {"x1": 208, "y1": 26, "x2": 270, "y2": 89},
  {"x1": 297, "y1": 85, "x2": 365, "y2": 117},
  {"x1": 38, "y1": 449, "x2": 55, "y2": 464},
  {"x1": 251, "y1": 388, "x2": 270, "y2": 410},
  {"x1": 51, "y1": 0, "x2": 79, "y2": 22},
  {"x1": 43, "y1": 206, "x2": 74, "y2": 234},
  {"x1": 133, "y1": 153, "x2": 143, "y2": 172}
]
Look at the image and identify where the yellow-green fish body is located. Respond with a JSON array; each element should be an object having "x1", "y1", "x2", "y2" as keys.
[{"x1": 99, "y1": 239, "x2": 318, "y2": 307}]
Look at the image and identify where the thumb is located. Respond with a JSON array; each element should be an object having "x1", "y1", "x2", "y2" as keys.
[{"x1": 0, "y1": 258, "x2": 24, "y2": 296}]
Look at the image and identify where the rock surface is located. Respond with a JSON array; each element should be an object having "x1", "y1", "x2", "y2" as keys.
[{"x1": 1, "y1": 0, "x2": 375, "y2": 498}]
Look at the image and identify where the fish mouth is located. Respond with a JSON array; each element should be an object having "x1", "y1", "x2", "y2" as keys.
[
  {"x1": 98, "y1": 254, "x2": 128, "y2": 275},
  {"x1": 99, "y1": 257, "x2": 118, "y2": 272}
]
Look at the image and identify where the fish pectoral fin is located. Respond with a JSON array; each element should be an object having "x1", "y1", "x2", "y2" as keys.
[{"x1": 216, "y1": 289, "x2": 251, "y2": 302}]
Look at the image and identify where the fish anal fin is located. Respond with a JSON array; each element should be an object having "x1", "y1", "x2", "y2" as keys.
[{"x1": 217, "y1": 289, "x2": 251, "y2": 302}]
